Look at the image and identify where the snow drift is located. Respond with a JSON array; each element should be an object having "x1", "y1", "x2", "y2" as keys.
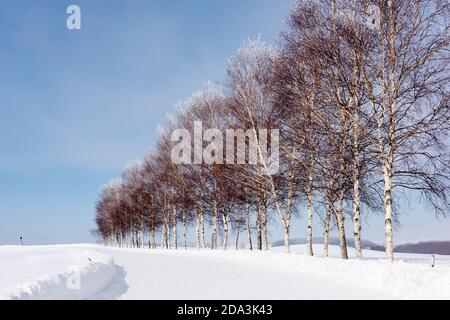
[{"x1": 0, "y1": 246, "x2": 116, "y2": 300}]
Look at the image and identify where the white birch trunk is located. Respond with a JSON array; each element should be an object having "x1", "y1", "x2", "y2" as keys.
[
  {"x1": 306, "y1": 174, "x2": 314, "y2": 256},
  {"x1": 375, "y1": 0, "x2": 395, "y2": 262},
  {"x1": 336, "y1": 191, "x2": 348, "y2": 259},
  {"x1": 151, "y1": 225, "x2": 155, "y2": 249},
  {"x1": 211, "y1": 198, "x2": 218, "y2": 250},
  {"x1": 163, "y1": 194, "x2": 170, "y2": 249},
  {"x1": 283, "y1": 219, "x2": 290, "y2": 254},
  {"x1": 172, "y1": 202, "x2": 177, "y2": 250},
  {"x1": 283, "y1": 170, "x2": 293, "y2": 254},
  {"x1": 222, "y1": 209, "x2": 229, "y2": 250},
  {"x1": 161, "y1": 224, "x2": 166, "y2": 249},
  {"x1": 262, "y1": 201, "x2": 268, "y2": 251},
  {"x1": 385, "y1": 1, "x2": 396, "y2": 262},
  {"x1": 246, "y1": 204, "x2": 253, "y2": 250},
  {"x1": 195, "y1": 201, "x2": 200, "y2": 249},
  {"x1": 256, "y1": 203, "x2": 262, "y2": 250},
  {"x1": 353, "y1": 175, "x2": 363, "y2": 259},
  {"x1": 349, "y1": 4, "x2": 363, "y2": 259},
  {"x1": 200, "y1": 193, "x2": 206, "y2": 248},
  {"x1": 384, "y1": 161, "x2": 394, "y2": 262},
  {"x1": 183, "y1": 210, "x2": 187, "y2": 250},
  {"x1": 196, "y1": 213, "x2": 200, "y2": 249},
  {"x1": 352, "y1": 106, "x2": 363, "y2": 259},
  {"x1": 323, "y1": 202, "x2": 332, "y2": 257},
  {"x1": 336, "y1": 116, "x2": 349, "y2": 259},
  {"x1": 167, "y1": 213, "x2": 171, "y2": 250}
]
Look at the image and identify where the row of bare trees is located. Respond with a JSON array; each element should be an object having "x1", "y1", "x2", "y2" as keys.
[{"x1": 95, "y1": 0, "x2": 449, "y2": 261}]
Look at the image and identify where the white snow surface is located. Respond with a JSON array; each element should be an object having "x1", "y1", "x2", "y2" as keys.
[
  {"x1": 0, "y1": 246, "x2": 115, "y2": 300},
  {"x1": 1, "y1": 244, "x2": 450, "y2": 300}
]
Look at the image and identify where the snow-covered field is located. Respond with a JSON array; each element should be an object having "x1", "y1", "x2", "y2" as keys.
[
  {"x1": 1, "y1": 244, "x2": 449, "y2": 300},
  {"x1": 0, "y1": 246, "x2": 115, "y2": 299}
]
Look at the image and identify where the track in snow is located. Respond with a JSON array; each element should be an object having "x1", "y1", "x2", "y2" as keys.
[
  {"x1": 93, "y1": 244, "x2": 450, "y2": 300},
  {"x1": 94, "y1": 247, "x2": 376, "y2": 299}
]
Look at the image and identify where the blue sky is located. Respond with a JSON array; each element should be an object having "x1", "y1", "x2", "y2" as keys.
[{"x1": 0, "y1": 0, "x2": 448, "y2": 246}]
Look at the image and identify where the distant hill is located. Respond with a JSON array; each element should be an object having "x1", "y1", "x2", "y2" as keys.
[
  {"x1": 394, "y1": 241, "x2": 450, "y2": 255},
  {"x1": 271, "y1": 237, "x2": 385, "y2": 251},
  {"x1": 271, "y1": 238, "x2": 450, "y2": 255}
]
